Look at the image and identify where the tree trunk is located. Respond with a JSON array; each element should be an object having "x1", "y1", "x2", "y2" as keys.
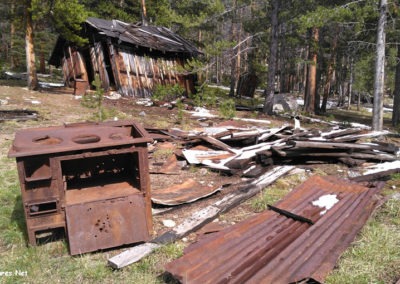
[
  {"x1": 229, "y1": 0, "x2": 238, "y2": 98},
  {"x1": 10, "y1": 2, "x2": 16, "y2": 69},
  {"x1": 321, "y1": 26, "x2": 339, "y2": 113},
  {"x1": 392, "y1": 44, "x2": 400, "y2": 126},
  {"x1": 304, "y1": 27, "x2": 319, "y2": 113},
  {"x1": 140, "y1": 0, "x2": 148, "y2": 25},
  {"x1": 372, "y1": 0, "x2": 387, "y2": 131},
  {"x1": 263, "y1": 0, "x2": 279, "y2": 114},
  {"x1": 25, "y1": 0, "x2": 38, "y2": 90},
  {"x1": 347, "y1": 57, "x2": 354, "y2": 110}
]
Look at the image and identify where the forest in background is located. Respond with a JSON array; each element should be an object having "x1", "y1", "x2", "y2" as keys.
[{"x1": 0, "y1": 0, "x2": 400, "y2": 129}]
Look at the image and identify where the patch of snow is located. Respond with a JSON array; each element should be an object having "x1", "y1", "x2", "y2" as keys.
[
  {"x1": 104, "y1": 92, "x2": 121, "y2": 100},
  {"x1": 189, "y1": 107, "x2": 217, "y2": 118},
  {"x1": 162, "y1": 219, "x2": 176, "y2": 228},
  {"x1": 312, "y1": 194, "x2": 339, "y2": 215},
  {"x1": 39, "y1": 82, "x2": 64, "y2": 88},
  {"x1": 136, "y1": 98, "x2": 153, "y2": 106},
  {"x1": 31, "y1": 100, "x2": 41, "y2": 105},
  {"x1": 233, "y1": 117, "x2": 271, "y2": 124}
]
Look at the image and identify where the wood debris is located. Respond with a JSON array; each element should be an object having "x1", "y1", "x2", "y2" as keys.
[
  {"x1": 147, "y1": 124, "x2": 398, "y2": 174},
  {"x1": 108, "y1": 121, "x2": 399, "y2": 269}
]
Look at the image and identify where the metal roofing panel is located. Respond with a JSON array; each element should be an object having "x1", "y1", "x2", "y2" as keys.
[
  {"x1": 86, "y1": 17, "x2": 200, "y2": 55},
  {"x1": 165, "y1": 176, "x2": 382, "y2": 284}
]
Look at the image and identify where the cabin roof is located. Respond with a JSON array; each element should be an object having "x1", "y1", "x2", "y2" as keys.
[
  {"x1": 85, "y1": 17, "x2": 200, "y2": 55},
  {"x1": 49, "y1": 17, "x2": 201, "y2": 66}
]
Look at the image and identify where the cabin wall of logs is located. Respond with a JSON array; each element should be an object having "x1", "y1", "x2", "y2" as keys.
[
  {"x1": 49, "y1": 18, "x2": 200, "y2": 97},
  {"x1": 61, "y1": 42, "x2": 195, "y2": 97}
]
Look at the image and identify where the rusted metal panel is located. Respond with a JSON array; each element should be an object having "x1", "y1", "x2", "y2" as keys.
[
  {"x1": 151, "y1": 178, "x2": 222, "y2": 206},
  {"x1": 8, "y1": 120, "x2": 152, "y2": 158},
  {"x1": 8, "y1": 120, "x2": 153, "y2": 254},
  {"x1": 66, "y1": 193, "x2": 149, "y2": 255},
  {"x1": 165, "y1": 176, "x2": 382, "y2": 284}
]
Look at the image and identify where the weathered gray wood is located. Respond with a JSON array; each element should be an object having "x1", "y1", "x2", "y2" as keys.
[
  {"x1": 332, "y1": 130, "x2": 390, "y2": 142},
  {"x1": 108, "y1": 165, "x2": 294, "y2": 269},
  {"x1": 321, "y1": 128, "x2": 363, "y2": 139},
  {"x1": 281, "y1": 150, "x2": 397, "y2": 161},
  {"x1": 289, "y1": 141, "x2": 381, "y2": 151},
  {"x1": 108, "y1": 243, "x2": 161, "y2": 269},
  {"x1": 351, "y1": 168, "x2": 400, "y2": 182}
]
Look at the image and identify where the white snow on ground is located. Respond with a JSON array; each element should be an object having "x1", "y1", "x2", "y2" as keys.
[
  {"x1": 363, "y1": 160, "x2": 400, "y2": 175},
  {"x1": 312, "y1": 194, "x2": 339, "y2": 215},
  {"x1": 38, "y1": 82, "x2": 65, "y2": 88},
  {"x1": 363, "y1": 107, "x2": 393, "y2": 113},
  {"x1": 189, "y1": 107, "x2": 217, "y2": 118}
]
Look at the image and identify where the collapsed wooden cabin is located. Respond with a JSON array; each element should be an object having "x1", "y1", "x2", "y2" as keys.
[{"x1": 48, "y1": 17, "x2": 201, "y2": 97}]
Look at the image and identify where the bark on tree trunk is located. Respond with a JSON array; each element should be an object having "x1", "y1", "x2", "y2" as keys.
[
  {"x1": 392, "y1": 44, "x2": 400, "y2": 126},
  {"x1": 229, "y1": 1, "x2": 238, "y2": 98},
  {"x1": 347, "y1": 57, "x2": 354, "y2": 110},
  {"x1": 25, "y1": 0, "x2": 38, "y2": 90},
  {"x1": 372, "y1": 0, "x2": 387, "y2": 131},
  {"x1": 321, "y1": 26, "x2": 339, "y2": 113},
  {"x1": 141, "y1": 0, "x2": 148, "y2": 25},
  {"x1": 304, "y1": 27, "x2": 319, "y2": 113},
  {"x1": 10, "y1": 2, "x2": 16, "y2": 69},
  {"x1": 263, "y1": 0, "x2": 279, "y2": 114}
]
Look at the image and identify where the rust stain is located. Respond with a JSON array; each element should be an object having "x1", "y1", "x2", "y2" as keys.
[
  {"x1": 8, "y1": 120, "x2": 153, "y2": 255},
  {"x1": 151, "y1": 178, "x2": 222, "y2": 206},
  {"x1": 165, "y1": 176, "x2": 382, "y2": 283}
]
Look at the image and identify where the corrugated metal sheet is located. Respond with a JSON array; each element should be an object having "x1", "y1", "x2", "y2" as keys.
[
  {"x1": 85, "y1": 17, "x2": 200, "y2": 55},
  {"x1": 165, "y1": 176, "x2": 383, "y2": 284}
]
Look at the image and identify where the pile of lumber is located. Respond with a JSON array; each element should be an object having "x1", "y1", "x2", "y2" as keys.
[{"x1": 147, "y1": 124, "x2": 399, "y2": 175}]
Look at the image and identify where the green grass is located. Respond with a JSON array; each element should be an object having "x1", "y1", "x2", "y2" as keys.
[
  {"x1": 326, "y1": 198, "x2": 400, "y2": 284},
  {"x1": 0, "y1": 139, "x2": 184, "y2": 284},
  {"x1": 249, "y1": 173, "x2": 305, "y2": 212}
]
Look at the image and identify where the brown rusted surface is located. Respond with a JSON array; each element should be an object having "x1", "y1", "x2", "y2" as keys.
[
  {"x1": 66, "y1": 193, "x2": 149, "y2": 255},
  {"x1": 152, "y1": 154, "x2": 182, "y2": 175},
  {"x1": 165, "y1": 176, "x2": 382, "y2": 284},
  {"x1": 9, "y1": 120, "x2": 151, "y2": 157},
  {"x1": 8, "y1": 120, "x2": 153, "y2": 255},
  {"x1": 151, "y1": 178, "x2": 222, "y2": 206}
]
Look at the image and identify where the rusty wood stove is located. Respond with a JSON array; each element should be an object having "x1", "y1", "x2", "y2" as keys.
[{"x1": 8, "y1": 120, "x2": 153, "y2": 255}]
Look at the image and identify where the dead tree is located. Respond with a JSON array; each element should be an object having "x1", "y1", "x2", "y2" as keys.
[{"x1": 372, "y1": 0, "x2": 387, "y2": 131}]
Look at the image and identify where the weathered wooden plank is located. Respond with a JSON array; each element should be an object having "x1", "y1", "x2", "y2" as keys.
[
  {"x1": 288, "y1": 140, "x2": 380, "y2": 151},
  {"x1": 321, "y1": 128, "x2": 363, "y2": 139},
  {"x1": 107, "y1": 165, "x2": 295, "y2": 269},
  {"x1": 332, "y1": 130, "x2": 390, "y2": 142}
]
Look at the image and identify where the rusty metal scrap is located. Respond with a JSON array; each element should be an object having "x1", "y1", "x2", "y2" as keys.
[
  {"x1": 8, "y1": 120, "x2": 153, "y2": 255},
  {"x1": 151, "y1": 178, "x2": 222, "y2": 206},
  {"x1": 165, "y1": 176, "x2": 383, "y2": 284}
]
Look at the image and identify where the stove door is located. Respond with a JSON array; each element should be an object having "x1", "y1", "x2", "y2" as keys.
[{"x1": 66, "y1": 194, "x2": 150, "y2": 255}]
